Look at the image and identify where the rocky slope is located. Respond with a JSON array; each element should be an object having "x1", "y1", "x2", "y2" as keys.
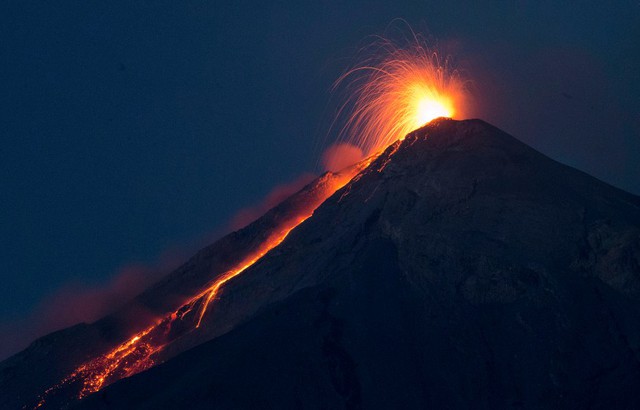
[{"x1": 0, "y1": 163, "x2": 361, "y2": 409}]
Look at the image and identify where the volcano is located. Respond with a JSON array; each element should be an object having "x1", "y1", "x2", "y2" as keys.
[{"x1": 2, "y1": 119, "x2": 640, "y2": 409}]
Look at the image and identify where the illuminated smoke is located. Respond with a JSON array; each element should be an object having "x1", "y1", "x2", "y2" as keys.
[
  {"x1": 321, "y1": 143, "x2": 364, "y2": 172},
  {"x1": 228, "y1": 173, "x2": 316, "y2": 230},
  {"x1": 0, "y1": 264, "x2": 164, "y2": 361}
]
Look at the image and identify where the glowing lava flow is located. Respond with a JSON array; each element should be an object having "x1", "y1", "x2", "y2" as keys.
[
  {"x1": 33, "y1": 161, "x2": 372, "y2": 409},
  {"x1": 196, "y1": 221, "x2": 302, "y2": 328},
  {"x1": 194, "y1": 219, "x2": 306, "y2": 328},
  {"x1": 330, "y1": 27, "x2": 469, "y2": 155}
]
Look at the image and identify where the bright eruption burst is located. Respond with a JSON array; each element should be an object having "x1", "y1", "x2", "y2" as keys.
[{"x1": 331, "y1": 28, "x2": 468, "y2": 155}]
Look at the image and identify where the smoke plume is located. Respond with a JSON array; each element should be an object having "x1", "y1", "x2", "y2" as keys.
[
  {"x1": 227, "y1": 173, "x2": 316, "y2": 230},
  {"x1": 321, "y1": 143, "x2": 364, "y2": 172}
]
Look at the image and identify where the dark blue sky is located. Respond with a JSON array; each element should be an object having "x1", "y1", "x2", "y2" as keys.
[{"x1": 1, "y1": 1, "x2": 639, "y2": 355}]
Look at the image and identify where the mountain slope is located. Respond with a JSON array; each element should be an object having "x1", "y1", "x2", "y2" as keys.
[
  {"x1": 0, "y1": 163, "x2": 363, "y2": 409},
  {"x1": 75, "y1": 118, "x2": 640, "y2": 409},
  {"x1": 3, "y1": 118, "x2": 640, "y2": 409}
]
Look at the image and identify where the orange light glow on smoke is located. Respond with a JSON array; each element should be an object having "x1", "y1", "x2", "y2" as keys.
[{"x1": 331, "y1": 30, "x2": 468, "y2": 155}]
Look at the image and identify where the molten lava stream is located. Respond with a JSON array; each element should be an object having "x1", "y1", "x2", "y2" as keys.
[{"x1": 33, "y1": 160, "x2": 373, "y2": 408}]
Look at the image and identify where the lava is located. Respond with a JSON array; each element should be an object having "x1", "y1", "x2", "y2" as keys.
[
  {"x1": 194, "y1": 218, "x2": 307, "y2": 328},
  {"x1": 330, "y1": 27, "x2": 469, "y2": 156},
  {"x1": 32, "y1": 160, "x2": 372, "y2": 408}
]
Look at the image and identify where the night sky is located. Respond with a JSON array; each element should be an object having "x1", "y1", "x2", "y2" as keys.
[{"x1": 1, "y1": 1, "x2": 639, "y2": 358}]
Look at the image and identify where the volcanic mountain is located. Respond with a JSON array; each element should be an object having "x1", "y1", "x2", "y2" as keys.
[{"x1": 2, "y1": 118, "x2": 640, "y2": 409}]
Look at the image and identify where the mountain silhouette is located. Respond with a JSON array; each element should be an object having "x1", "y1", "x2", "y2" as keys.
[{"x1": 3, "y1": 118, "x2": 640, "y2": 409}]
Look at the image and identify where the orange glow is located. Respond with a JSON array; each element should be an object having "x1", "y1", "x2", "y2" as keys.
[
  {"x1": 331, "y1": 29, "x2": 468, "y2": 155},
  {"x1": 414, "y1": 91, "x2": 453, "y2": 128},
  {"x1": 33, "y1": 159, "x2": 374, "y2": 408},
  {"x1": 194, "y1": 217, "x2": 307, "y2": 328}
]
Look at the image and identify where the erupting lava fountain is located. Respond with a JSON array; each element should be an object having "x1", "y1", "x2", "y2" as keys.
[{"x1": 330, "y1": 29, "x2": 471, "y2": 156}]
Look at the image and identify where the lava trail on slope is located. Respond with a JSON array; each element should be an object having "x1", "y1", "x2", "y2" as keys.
[{"x1": 31, "y1": 158, "x2": 375, "y2": 409}]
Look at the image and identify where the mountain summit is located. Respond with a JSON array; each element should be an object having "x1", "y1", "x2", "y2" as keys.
[{"x1": 3, "y1": 119, "x2": 640, "y2": 409}]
